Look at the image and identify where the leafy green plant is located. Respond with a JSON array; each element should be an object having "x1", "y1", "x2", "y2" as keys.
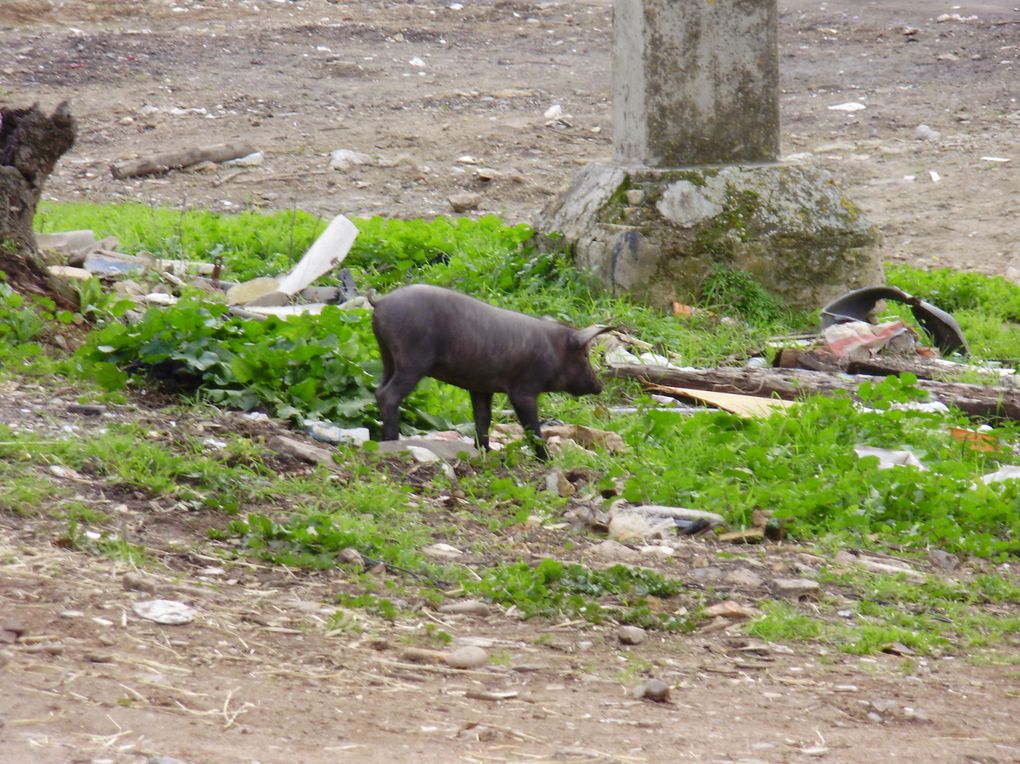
[{"x1": 74, "y1": 296, "x2": 381, "y2": 426}]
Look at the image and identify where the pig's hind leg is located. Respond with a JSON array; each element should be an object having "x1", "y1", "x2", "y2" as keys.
[{"x1": 376, "y1": 362, "x2": 428, "y2": 441}]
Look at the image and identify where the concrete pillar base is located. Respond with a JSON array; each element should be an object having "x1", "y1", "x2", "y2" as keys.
[{"x1": 535, "y1": 162, "x2": 885, "y2": 312}]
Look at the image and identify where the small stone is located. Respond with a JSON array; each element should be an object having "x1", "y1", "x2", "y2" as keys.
[
  {"x1": 927, "y1": 549, "x2": 959, "y2": 572},
  {"x1": 438, "y1": 600, "x2": 490, "y2": 617},
  {"x1": 338, "y1": 547, "x2": 365, "y2": 569},
  {"x1": 723, "y1": 568, "x2": 764, "y2": 588},
  {"x1": 914, "y1": 124, "x2": 941, "y2": 141},
  {"x1": 448, "y1": 192, "x2": 482, "y2": 212},
  {"x1": 688, "y1": 566, "x2": 724, "y2": 583},
  {"x1": 545, "y1": 469, "x2": 575, "y2": 497},
  {"x1": 617, "y1": 625, "x2": 647, "y2": 645},
  {"x1": 772, "y1": 578, "x2": 821, "y2": 600},
  {"x1": 586, "y1": 539, "x2": 640, "y2": 563},
  {"x1": 445, "y1": 645, "x2": 489, "y2": 670},
  {"x1": 1, "y1": 620, "x2": 28, "y2": 639},
  {"x1": 633, "y1": 679, "x2": 671, "y2": 703},
  {"x1": 703, "y1": 600, "x2": 758, "y2": 620},
  {"x1": 122, "y1": 573, "x2": 158, "y2": 593},
  {"x1": 624, "y1": 189, "x2": 645, "y2": 205}
]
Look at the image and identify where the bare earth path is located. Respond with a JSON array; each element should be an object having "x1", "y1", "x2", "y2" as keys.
[{"x1": 2, "y1": 2, "x2": 1020, "y2": 763}]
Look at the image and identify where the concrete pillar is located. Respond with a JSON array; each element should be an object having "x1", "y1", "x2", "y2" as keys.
[{"x1": 614, "y1": 0, "x2": 780, "y2": 167}]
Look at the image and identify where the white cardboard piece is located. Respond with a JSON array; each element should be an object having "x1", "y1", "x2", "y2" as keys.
[{"x1": 277, "y1": 214, "x2": 359, "y2": 296}]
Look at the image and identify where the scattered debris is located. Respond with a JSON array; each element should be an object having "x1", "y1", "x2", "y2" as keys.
[
  {"x1": 854, "y1": 445, "x2": 926, "y2": 470},
  {"x1": 227, "y1": 214, "x2": 359, "y2": 309},
  {"x1": 819, "y1": 286, "x2": 968, "y2": 356},
  {"x1": 649, "y1": 383, "x2": 797, "y2": 418},
  {"x1": 305, "y1": 420, "x2": 370, "y2": 446},
  {"x1": 979, "y1": 465, "x2": 1020, "y2": 485}
]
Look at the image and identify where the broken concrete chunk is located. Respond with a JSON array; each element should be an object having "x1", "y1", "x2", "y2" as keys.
[
  {"x1": 268, "y1": 435, "x2": 335, "y2": 466},
  {"x1": 376, "y1": 437, "x2": 478, "y2": 460}
]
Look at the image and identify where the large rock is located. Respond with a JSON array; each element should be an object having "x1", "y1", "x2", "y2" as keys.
[{"x1": 536, "y1": 162, "x2": 884, "y2": 311}]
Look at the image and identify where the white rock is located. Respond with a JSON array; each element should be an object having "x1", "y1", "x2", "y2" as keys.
[
  {"x1": 544, "y1": 104, "x2": 563, "y2": 120},
  {"x1": 828, "y1": 102, "x2": 867, "y2": 112},
  {"x1": 423, "y1": 543, "x2": 464, "y2": 559},
  {"x1": 132, "y1": 599, "x2": 195, "y2": 625},
  {"x1": 329, "y1": 149, "x2": 372, "y2": 171}
]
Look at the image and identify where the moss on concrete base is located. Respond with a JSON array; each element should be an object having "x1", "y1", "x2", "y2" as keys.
[{"x1": 536, "y1": 163, "x2": 884, "y2": 310}]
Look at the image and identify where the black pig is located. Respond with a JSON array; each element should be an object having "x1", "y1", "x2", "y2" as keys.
[{"x1": 371, "y1": 284, "x2": 610, "y2": 460}]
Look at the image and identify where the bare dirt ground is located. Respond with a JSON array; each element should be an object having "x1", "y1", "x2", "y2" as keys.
[{"x1": 2, "y1": 1, "x2": 1020, "y2": 763}]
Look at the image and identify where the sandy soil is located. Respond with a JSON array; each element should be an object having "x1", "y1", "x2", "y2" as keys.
[{"x1": 2, "y1": 2, "x2": 1020, "y2": 763}]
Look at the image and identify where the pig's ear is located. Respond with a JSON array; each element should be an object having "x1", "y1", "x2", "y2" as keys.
[{"x1": 571, "y1": 325, "x2": 613, "y2": 349}]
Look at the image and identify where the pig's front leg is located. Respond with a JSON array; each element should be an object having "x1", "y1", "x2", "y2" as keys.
[{"x1": 508, "y1": 391, "x2": 548, "y2": 461}]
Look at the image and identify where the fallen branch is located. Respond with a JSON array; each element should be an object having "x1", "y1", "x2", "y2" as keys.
[
  {"x1": 606, "y1": 364, "x2": 1020, "y2": 420},
  {"x1": 111, "y1": 142, "x2": 257, "y2": 179},
  {"x1": 774, "y1": 347, "x2": 999, "y2": 382}
]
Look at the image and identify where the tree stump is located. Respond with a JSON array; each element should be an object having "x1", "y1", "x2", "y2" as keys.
[{"x1": 0, "y1": 101, "x2": 78, "y2": 309}]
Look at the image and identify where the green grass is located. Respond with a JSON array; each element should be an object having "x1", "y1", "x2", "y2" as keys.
[
  {"x1": 749, "y1": 566, "x2": 1020, "y2": 656},
  {"x1": 5, "y1": 201, "x2": 1020, "y2": 652}
]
